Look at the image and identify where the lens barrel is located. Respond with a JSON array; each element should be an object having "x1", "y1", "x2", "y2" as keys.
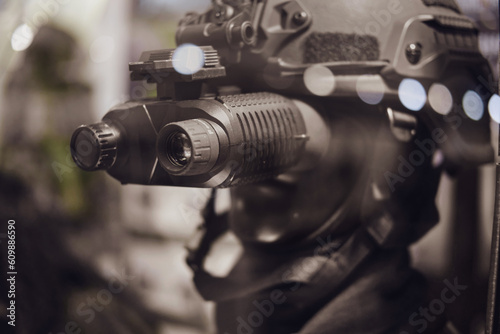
[
  {"x1": 157, "y1": 93, "x2": 309, "y2": 186},
  {"x1": 157, "y1": 119, "x2": 227, "y2": 176}
]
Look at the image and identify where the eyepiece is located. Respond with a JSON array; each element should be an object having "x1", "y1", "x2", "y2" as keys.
[
  {"x1": 157, "y1": 119, "x2": 227, "y2": 176},
  {"x1": 70, "y1": 122, "x2": 119, "y2": 171}
]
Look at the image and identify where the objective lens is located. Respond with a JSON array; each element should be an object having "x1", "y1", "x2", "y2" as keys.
[
  {"x1": 166, "y1": 132, "x2": 192, "y2": 167},
  {"x1": 157, "y1": 119, "x2": 225, "y2": 176}
]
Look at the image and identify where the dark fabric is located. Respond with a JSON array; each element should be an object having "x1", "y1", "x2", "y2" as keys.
[
  {"x1": 194, "y1": 232, "x2": 346, "y2": 302},
  {"x1": 297, "y1": 250, "x2": 446, "y2": 334},
  {"x1": 214, "y1": 248, "x2": 444, "y2": 334}
]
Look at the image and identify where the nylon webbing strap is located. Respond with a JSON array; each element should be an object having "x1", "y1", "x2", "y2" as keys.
[{"x1": 192, "y1": 223, "x2": 379, "y2": 302}]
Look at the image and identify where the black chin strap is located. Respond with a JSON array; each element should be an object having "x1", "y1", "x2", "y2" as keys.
[{"x1": 185, "y1": 189, "x2": 229, "y2": 273}]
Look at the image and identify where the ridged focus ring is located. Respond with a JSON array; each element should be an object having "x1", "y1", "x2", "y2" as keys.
[{"x1": 70, "y1": 122, "x2": 118, "y2": 171}]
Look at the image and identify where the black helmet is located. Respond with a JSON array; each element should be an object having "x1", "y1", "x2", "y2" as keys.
[{"x1": 176, "y1": 0, "x2": 495, "y2": 169}]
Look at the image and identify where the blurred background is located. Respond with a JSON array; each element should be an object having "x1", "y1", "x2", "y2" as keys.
[{"x1": 0, "y1": 0, "x2": 497, "y2": 333}]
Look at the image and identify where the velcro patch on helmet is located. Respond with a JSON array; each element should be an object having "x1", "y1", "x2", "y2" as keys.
[
  {"x1": 304, "y1": 32, "x2": 379, "y2": 63},
  {"x1": 421, "y1": 0, "x2": 461, "y2": 13}
]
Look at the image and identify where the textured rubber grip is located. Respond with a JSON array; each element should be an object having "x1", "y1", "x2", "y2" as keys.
[{"x1": 217, "y1": 93, "x2": 307, "y2": 186}]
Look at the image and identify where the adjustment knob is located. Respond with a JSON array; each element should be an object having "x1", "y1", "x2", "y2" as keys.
[{"x1": 70, "y1": 122, "x2": 119, "y2": 171}]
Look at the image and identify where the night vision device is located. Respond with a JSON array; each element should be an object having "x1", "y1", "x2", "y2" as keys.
[{"x1": 71, "y1": 0, "x2": 496, "y2": 187}]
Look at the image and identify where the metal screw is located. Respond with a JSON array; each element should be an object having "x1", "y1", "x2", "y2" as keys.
[
  {"x1": 406, "y1": 43, "x2": 423, "y2": 65},
  {"x1": 293, "y1": 11, "x2": 308, "y2": 26}
]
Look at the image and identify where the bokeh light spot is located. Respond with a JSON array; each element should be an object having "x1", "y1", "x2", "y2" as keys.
[
  {"x1": 11, "y1": 24, "x2": 34, "y2": 52},
  {"x1": 356, "y1": 75, "x2": 385, "y2": 105},
  {"x1": 488, "y1": 94, "x2": 500, "y2": 123},
  {"x1": 428, "y1": 83, "x2": 453, "y2": 115},
  {"x1": 398, "y1": 78, "x2": 427, "y2": 111},
  {"x1": 303, "y1": 65, "x2": 336, "y2": 96},
  {"x1": 173, "y1": 44, "x2": 205, "y2": 75},
  {"x1": 462, "y1": 90, "x2": 484, "y2": 121}
]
